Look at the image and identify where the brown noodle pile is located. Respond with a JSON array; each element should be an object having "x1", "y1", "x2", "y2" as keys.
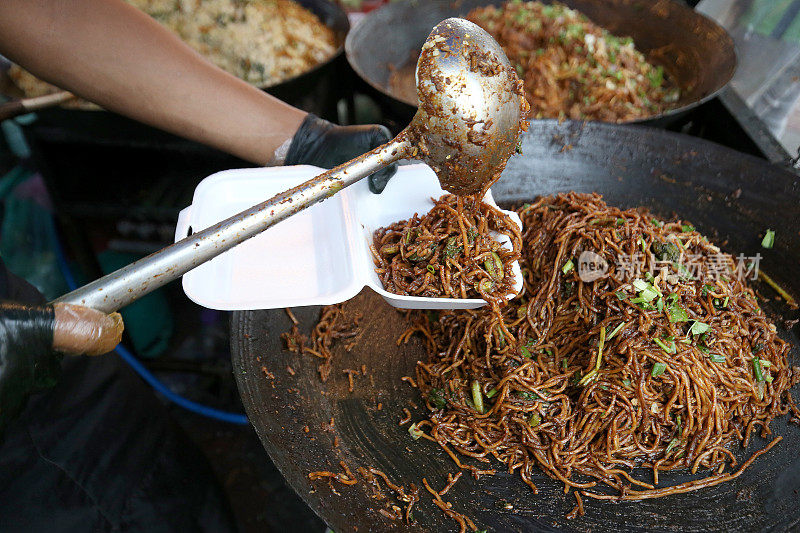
[
  {"x1": 465, "y1": 1, "x2": 680, "y2": 122},
  {"x1": 403, "y1": 192, "x2": 799, "y2": 509},
  {"x1": 372, "y1": 194, "x2": 522, "y2": 307}
]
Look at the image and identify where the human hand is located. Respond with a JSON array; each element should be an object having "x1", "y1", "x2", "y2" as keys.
[
  {"x1": 284, "y1": 113, "x2": 397, "y2": 193},
  {"x1": 0, "y1": 301, "x2": 123, "y2": 433}
]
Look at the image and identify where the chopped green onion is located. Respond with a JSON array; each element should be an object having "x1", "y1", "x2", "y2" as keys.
[
  {"x1": 622, "y1": 379, "x2": 631, "y2": 387},
  {"x1": 681, "y1": 224, "x2": 695, "y2": 232},
  {"x1": 529, "y1": 413, "x2": 541, "y2": 427},
  {"x1": 709, "y1": 353, "x2": 726, "y2": 363},
  {"x1": 753, "y1": 358, "x2": 764, "y2": 382},
  {"x1": 664, "y1": 437, "x2": 680, "y2": 456},
  {"x1": 640, "y1": 286, "x2": 659, "y2": 302},
  {"x1": 690, "y1": 321, "x2": 710, "y2": 335},
  {"x1": 765, "y1": 374, "x2": 774, "y2": 383},
  {"x1": 579, "y1": 326, "x2": 606, "y2": 386},
  {"x1": 761, "y1": 229, "x2": 775, "y2": 249},
  {"x1": 656, "y1": 296, "x2": 664, "y2": 313},
  {"x1": 615, "y1": 290, "x2": 628, "y2": 300},
  {"x1": 485, "y1": 252, "x2": 504, "y2": 281},
  {"x1": 486, "y1": 388, "x2": 498, "y2": 399},
  {"x1": 426, "y1": 264, "x2": 436, "y2": 274},
  {"x1": 633, "y1": 279, "x2": 649, "y2": 292},
  {"x1": 471, "y1": 380, "x2": 485, "y2": 414},
  {"x1": 652, "y1": 362, "x2": 667, "y2": 377},
  {"x1": 653, "y1": 338, "x2": 675, "y2": 354},
  {"x1": 520, "y1": 346, "x2": 532, "y2": 359},
  {"x1": 562, "y1": 259, "x2": 575, "y2": 275},
  {"x1": 606, "y1": 321, "x2": 627, "y2": 341},
  {"x1": 408, "y1": 423, "x2": 424, "y2": 440}
]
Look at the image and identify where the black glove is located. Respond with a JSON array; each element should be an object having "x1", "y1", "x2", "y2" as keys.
[
  {"x1": 0, "y1": 301, "x2": 61, "y2": 435},
  {"x1": 285, "y1": 114, "x2": 397, "y2": 193}
]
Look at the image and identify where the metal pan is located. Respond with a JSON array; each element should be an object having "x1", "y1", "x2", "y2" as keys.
[
  {"x1": 231, "y1": 120, "x2": 800, "y2": 532},
  {"x1": 0, "y1": 0, "x2": 350, "y2": 117},
  {"x1": 346, "y1": 0, "x2": 737, "y2": 129}
]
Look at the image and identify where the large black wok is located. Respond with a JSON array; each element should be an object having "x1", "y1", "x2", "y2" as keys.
[
  {"x1": 232, "y1": 121, "x2": 800, "y2": 532},
  {"x1": 346, "y1": 0, "x2": 736, "y2": 129}
]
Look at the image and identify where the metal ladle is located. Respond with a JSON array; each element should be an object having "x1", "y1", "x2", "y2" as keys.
[{"x1": 53, "y1": 17, "x2": 526, "y2": 313}]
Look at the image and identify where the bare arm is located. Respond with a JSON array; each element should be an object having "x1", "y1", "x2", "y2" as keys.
[{"x1": 0, "y1": 0, "x2": 307, "y2": 165}]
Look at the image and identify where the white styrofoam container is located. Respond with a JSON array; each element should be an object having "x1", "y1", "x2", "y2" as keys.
[{"x1": 175, "y1": 164, "x2": 522, "y2": 311}]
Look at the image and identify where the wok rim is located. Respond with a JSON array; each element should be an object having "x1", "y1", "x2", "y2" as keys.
[{"x1": 344, "y1": 0, "x2": 738, "y2": 125}]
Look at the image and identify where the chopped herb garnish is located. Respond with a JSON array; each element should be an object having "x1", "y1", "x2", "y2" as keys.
[
  {"x1": 652, "y1": 362, "x2": 667, "y2": 377},
  {"x1": 690, "y1": 321, "x2": 710, "y2": 336},
  {"x1": 486, "y1": 388, "x2": 498, "y2": 399},
  {"x1": 761, "y1": 229, "x2": 775, "y2": 249},
  {"x1": 520, "y1": 346, "x2": 532, "y2": 359},
  {"x1": 667, "y1": 302, "x2": 688, "y2": 323},
  {"x1": 426, "y1": 264, "x2": 436, "y2": 274},
  {"x1": 622, "y1": 379, "x2": 631, "y2": 387},
  {"x1": 529, "y1": 413, "x2": 541, "y2": 427},
  {"x1": 607, "y1": 321, "x2": 627, "y2": 340},
  {"x1": 681, "y1": 224, "x2": 695, "y2": 232},
  {"x1": 654, "y1": 338, "x2": 675, "y2": 354},
  {"x1": 428, "y1": 388, "x2": 447, "y2": 409},
  {"x1": 562, "y1": 259, "x2": 575, "y2": 275},
  {"x1": 615, "y1": 290, "x2": 628, "y2": 300},
  {"x1": 664, "y1": 437, "x2": 680, "y2": 456},
  {"x1": 709, "y1": 353, "x2": 725, "y2": 363},
  {"x1": 408, "y1": 423, "x2": 424, "y2": 440}
]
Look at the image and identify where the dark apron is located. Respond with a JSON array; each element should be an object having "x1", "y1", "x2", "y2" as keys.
[{"x1": 0, "y1": 260, "x2": 236, "y2": 532}]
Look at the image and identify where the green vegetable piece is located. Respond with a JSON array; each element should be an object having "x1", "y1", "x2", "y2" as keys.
[
  {"x1": 380, "y1": 243, "x2": 399, "y2": 255},
  {"x1": 408, "y1": 423, "x2": 424, "y2": 440},
  {"x1": 486, "y1": 388, "x2": 498, "y2": 399},
  {"x1": 444, "y1": 236, "x2": 462, "y2": 258},
  {"x1": 520, "y1": 346, "x2": 532, "y2": 359},
  {"x1": 652, "y1": 362, "x2": 667, "y2": 377},
  {"x1": 681, "y1": 224, "x2": 695, "y2": 232},
  {"x1": 471, "y1": 380, "x2": 485, "y2": 414},
  {"x1": 761, "y1": 229, "x2": 775, "y2": 249},
  {"x1": 485, "y1": 252, "x2": 504, "y2": 282},
  {"x1": 709, "y1": 353, "x2": 725, "y2": 363},
  {"x1": 562, "y1": 259, "x2": 575, "y2": 275},
  {"x1": 654, "y1": 338, "x2": 675, "y2": 354},
  {"x1": 664, "y1": 437, "x2": 680, "y2": 456},
  {"x1": 615, "y1": 290, "x2": 627, "y2": 300},
  {"x1": 426, "y1": 264, "x2": 436, "y2": 275},
  {"x1": 606, "y1": 321, "x2": 627, "y2": 340},
  {"x1": 475, "y1": 278, "x2": 495, "y2": 293},
  {"x1": 529, "y1": 413, "x2": 541, "y2": 427},
  {"x1": 668, "y1": 302, "x2": 688, "y2": 323},
  {"x1": 690, "y1": 321, "x2": 710, "y2": 336},
  {"x1": 652, "y1": 241, "x2": 680, "y2": 263},
  {"x1": 428, "y1": 388, "x2": 447, "y2": 409},
  {"x1": 753, "y1": 358, "x2": 764, "y2": 382}
]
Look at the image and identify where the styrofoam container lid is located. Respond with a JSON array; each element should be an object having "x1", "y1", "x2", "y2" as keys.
[{"x1": 175, "y1": 164, "x2": 522, "y2": 310}]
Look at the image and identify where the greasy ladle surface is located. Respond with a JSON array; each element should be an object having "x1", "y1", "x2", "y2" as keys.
[{"x1": 53, "y1": 17, "x2": 526, "y2": 313}]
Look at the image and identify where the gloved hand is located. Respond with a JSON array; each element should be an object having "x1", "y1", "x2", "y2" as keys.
[
  {"x1": 284, "y1": 113, "x2": 397, "y2": 193},
  {"x1": 0, "y1": 301, "x2": 123, "y2": 434}
]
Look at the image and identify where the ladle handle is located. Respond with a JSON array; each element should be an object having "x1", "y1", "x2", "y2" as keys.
[{"x1": 51, "y1": 136, "x2": 412, "y2": 313}]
